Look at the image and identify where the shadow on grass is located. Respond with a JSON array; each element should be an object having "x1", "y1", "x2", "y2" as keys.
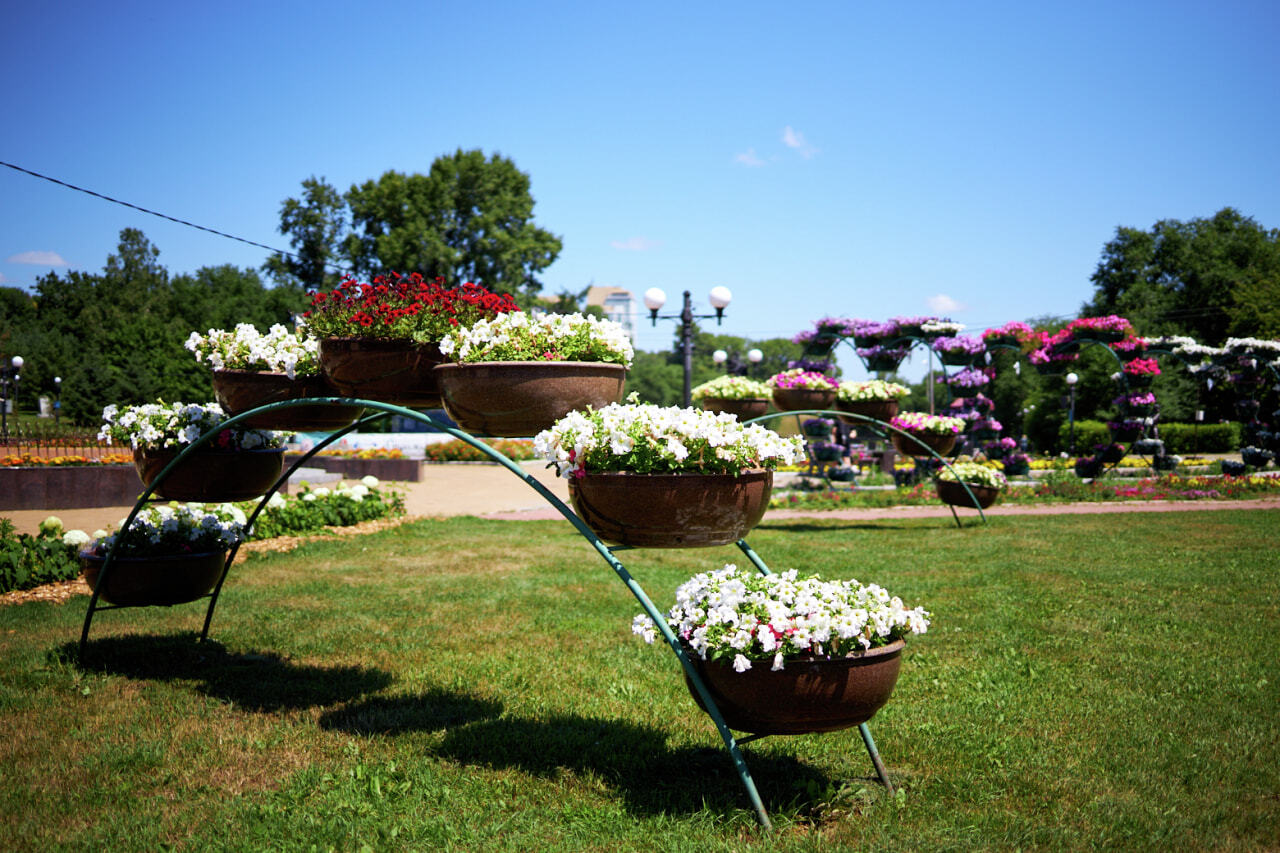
[
  {"x1": 320, "y1": 690, "x2": 505, "y2": 735},
  {"x1": 63, "y1": 633, "x2": 393, "y2": 712},
  {"x1": 415, "y1": 710, "x2": 876, "y2": 818}
]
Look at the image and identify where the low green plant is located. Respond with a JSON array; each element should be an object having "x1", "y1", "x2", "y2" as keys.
[
  {"x1": 243, "y1": 479, "x2": 405, "y2": 540},
  {"x1": 0, "y1": 518, "x2": 83, "y2": 593},
  {"x1": 422, "y1": 438, "x2": 536, "y2": 462}
]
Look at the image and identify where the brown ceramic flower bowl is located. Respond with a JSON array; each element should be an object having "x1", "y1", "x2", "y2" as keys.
[
  {"x1": 434, "y1": 361, "x2": 627, "y2": 437},
  {"x1": 568, "y1": 469, "x2": 773, "y2": 548},
  {"x1": 133, "y1": 447, "x2": 284, "y2": 502},
  {"x1": 80, "y1": 549, "x2": 229, "y2": 607},
  {"x1": 935, "y1": 479, "x2": 1000, "y2": 509},
  {"x1": 684, "y1": 638, "x2": 905, "y2": 734},
  {"x1": 771, "y1": 388, "x2": 836, "y2": 413},
  {"x1": 212, "y1": 369, "x2": 363, "y2": 431},
  {"x1": 319, "y1": 338, "x2": 444, "y2": 407},
  {"x1": 835, "y1": 399, "x2": 899, "y2": 425},
  {"x1": 701, "y1": 398, "x2": 770, "y2": 421},
  {"x1": 891, "y1": 431, "x2": 957, "y2": 458}
]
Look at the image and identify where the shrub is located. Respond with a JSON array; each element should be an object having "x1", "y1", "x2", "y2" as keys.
[
  {"x1": 1056, "y1": 419, "x2": 1109, "y2": 453},
  {"x1": 0, "y1": 518, "x2": 83, "y2": 594},
  {"x1": 1158, "y1": 422, "x2": 1240, "y2": 454},
  {"x1": 245, "y1": 480, "x2": 406, "y2": 540}
]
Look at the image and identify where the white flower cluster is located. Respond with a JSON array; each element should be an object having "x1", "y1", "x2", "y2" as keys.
[
  {"x1": 690, "y1": 375, "x2": 772, "y2": 402},
  {"x1": 837, "y1": 380, "x2": 911, "y2": 402},
  {"x1": 185, "y1": 324, "x2": 320, "y2": 378},
  {"x1": 1225, "y1": 337, "x2": 1280, "y2": 355},
  {"x1": 921, "y1": 320, "x2": 965, "y2": 335},
  {"x1": 935, "y1": 460, "x2": 1008, "y2": 489},
  {"x1": 296, "y1": 481, "x2": 375, "y2": 503},
  {"x1": 632, "y1": 564, "x2": 931, "y2": 672},
  {"x1": 99, "y1": 401, "x2": 286, "y2": 450},
  {"x1": 438, "y1": 311, "x2": 634, "y2": 368},
  {"x1": 89, "y1": 502, "x2": 247, "y2": 557},
  {"x1": 534, "y1": 403, "x2": 805, "y2": 478}
]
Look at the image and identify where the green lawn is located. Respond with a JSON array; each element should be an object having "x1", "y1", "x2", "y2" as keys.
[{"x1": 2, "y1": 511, "x2": 1278, "y2": 851}]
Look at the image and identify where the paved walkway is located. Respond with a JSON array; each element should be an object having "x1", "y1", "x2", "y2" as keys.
[{"x1": 7, "y1": 463, "x2": 1279, "y2": 537}]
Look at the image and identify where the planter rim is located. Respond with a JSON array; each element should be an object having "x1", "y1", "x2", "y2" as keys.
[
  {"x1": 575, "y1": 468, "x2": 771, "y2": 479},
  {"x1": 80, "y1": 548, "x2": 228, "y2": 563},
  {"x1": 689, "y1": 636, "x2": 906, "y2": 671},
  {"x1": 434, "y1": 360, "x2": 628, "y2": 371},
  {"x1": 133, "y1": 445, "x2": 286, "y2": 455}
]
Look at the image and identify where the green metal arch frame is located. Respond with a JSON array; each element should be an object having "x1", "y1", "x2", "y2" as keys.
[
  {"x1": 746, "y1": 408, "x2": 990, "y2": 526},
  {"x1": 76, "y1": 395, "x2": 911, "y2": 830}
]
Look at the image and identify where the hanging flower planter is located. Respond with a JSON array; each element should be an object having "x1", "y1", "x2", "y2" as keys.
[
  {"x1": 633, "y1": 564, "x2": 929, "y2": 735},
  {"x1": 134, "y1": 447, "x2": 284, "y2": 502},
  {"x1": 891, "y1": 431, "x2": 955, "y2": 457},
  {"x1": 888, "y1": 413, "x2": 964, "y2": 458},
  {"x1": 935, "y1": 479, "x2": 1000, "y2": 509},
  {"x1": 801, "y1": 417, "x2": 835, "y2": 437},
  {"x1": 319, "y1": 338, "x2": 445, "y2": 407},
  {"x1": 569, "y1": 470, "x2": 773, "y2": 548},
  {"x1": 212, "y1": 370, "x2": 363, "y2": 430},
  {"x1": 771, "y1": 387, "x2": 836, "y2": 412},
  {"x1": 187, "y1": 324, "x2": 361, "y2": 430},
  {"x1": 684, "y1": 640, "x2": 905, "y2": 734},
  {"x1": 701, "y1": 397, "x2": 770, "y2": 420},
  {"x1": 434, "y1": 361, "x2": 627, "y2": 437},
  {"x1": 434, "y1": 312, "x2": 634, "y2": 435},
  {"x1": 81, "y1": 549, "x2": 229, "y2": 607}
]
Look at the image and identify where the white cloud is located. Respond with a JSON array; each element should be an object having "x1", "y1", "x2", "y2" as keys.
[
  {"x1": 927, "y1": 294, "x2": 967, "y2": 314},
  {"x1": 0, "y1": 273, "x2": 11, "y2": 284},
  {"x1": 7, "y1": 250, "x2": 67, "y2": 266},
  {"x1": 781, "y1": 125, "x2": 818, "y2": 158},
  {"x1": 610, "y1": 237, "x2": 661, "y2": 252},
  {"x1": 734, "y1": 147, "x2": 765, "y2": 167}
]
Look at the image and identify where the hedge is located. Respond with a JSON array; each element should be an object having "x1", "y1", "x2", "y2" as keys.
[{"x1": 1057, "y1": 420, "x2": 1240, "y2": 454}]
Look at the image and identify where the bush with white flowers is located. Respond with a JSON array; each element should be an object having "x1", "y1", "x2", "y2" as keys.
[
  {"x1": 99, "y1": 402, "x2": 287, "y2": 451},
  {"x1": 691, "y1": 375, "x2": 772, "y2": 402},
  {"x1": 534, "y1": 403, "x2": 805, "y2": 478},
  {"x1": 82, "y1": 503, "x2": 246, "y2": 559},
  {"x1": 185, "y1": 323, "x2": 321, "y2": 377},
  {"x1": 438, "y1": 311, "x2": 634, "y2": 368},
  {"x1": 632, "y1": 563, "x2": 931, "y2": 672}
]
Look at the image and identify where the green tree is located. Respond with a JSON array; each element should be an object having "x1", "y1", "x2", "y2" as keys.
[
  {"x1": 263, "y1": 176, "x2": 349, "y2": 292},
  {"x1": 341, "y1": 150, "x2": 561, "y2": 306},
  {"x1": 1085, "y1": 207, "x2": 1280, "y2": 342}
]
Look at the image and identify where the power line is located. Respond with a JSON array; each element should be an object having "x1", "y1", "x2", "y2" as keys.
[{"x1": 0, "y1": 159, "x2": 352, "y2": 275}]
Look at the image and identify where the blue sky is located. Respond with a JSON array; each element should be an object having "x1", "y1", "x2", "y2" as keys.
[{"x1": 3, "y1": 1, "x2": 1278, "y2": 380}]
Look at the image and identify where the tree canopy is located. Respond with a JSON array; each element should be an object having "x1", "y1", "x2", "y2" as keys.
[
  {"x1": 1084, "y1": 207, "x2": 1280, "y2": 342},
  {"x1": 1, "y1": 229, "x2": 306, "y2": 425},
  {"x1": 267, "y1": 150, "x2": 562, "y2": 308}
]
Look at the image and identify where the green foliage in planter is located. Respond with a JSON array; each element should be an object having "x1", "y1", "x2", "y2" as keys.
[
  {"x1": 0, "y1": 519, "x2": 82, "y2": 594},
  {"x1": 1158, "y1": 422, "x2": 1241, "y2": 454},
  {"x1": 244, "y1": 483, "x2": 406, "y2": 540}
]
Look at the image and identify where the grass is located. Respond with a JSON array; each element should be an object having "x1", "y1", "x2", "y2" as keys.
[{"x1": 2, "y1": 510, "x2": 1278, "y2": 850}]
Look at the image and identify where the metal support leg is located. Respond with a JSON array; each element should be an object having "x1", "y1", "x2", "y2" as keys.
[{"x1": 859, "y1": 722, "x2": 894, "y2": 793}]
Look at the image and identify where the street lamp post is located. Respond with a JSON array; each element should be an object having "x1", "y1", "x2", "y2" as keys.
[
  {"x1": 1065, "y1": 371, "x2": 1079, "y2": 456},
  {"x1": 712, "y1": 347, "x2": 763, "y2": 376},
  {"x1": 54, "y1": 376, "x2": 62, "y2": 425},
  {"x1": 644, "y1": 287, "x2": 733, "y2": 407},
  {"x1": 1, "y1": 355, "x2": 24, "y2": 442}
]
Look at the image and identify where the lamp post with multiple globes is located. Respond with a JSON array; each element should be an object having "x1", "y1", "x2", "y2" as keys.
[{"x1": 643, "y1": 287, "x2": 733, "y2": 407}]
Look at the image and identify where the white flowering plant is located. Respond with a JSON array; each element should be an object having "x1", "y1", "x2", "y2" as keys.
[
  {"x1": 99, "y1": 402, "x2": 287, "y2": 451},
  {"x1": 631, "y1": 563, "x2": 931, "y2": 672},
  {"x1": 438, "y1": 311, "x2": 634, "y2": 368},
  {"x1": 836, "y1": 380, "x2": 911, "y2": 402},
  {"x1": 691, "y1": 375, "x2": 772, "y2": 402},
  {"x1": 81, "y1": 502, "x2": 247, "y2": 559},
  {"x1": 185, "y1": 323, "x2": 321, "y2": 377},
  {"x1": 534, "y1": 402, "x2": 806, "y2": 478},
  {"x1": 934, "y1": 459, "x2": 1008, "y2": 489}
]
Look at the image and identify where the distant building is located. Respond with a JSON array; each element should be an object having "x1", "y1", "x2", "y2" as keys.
[{"x1": 585, "y1": 286, "x2": 637, "y2": 342}]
